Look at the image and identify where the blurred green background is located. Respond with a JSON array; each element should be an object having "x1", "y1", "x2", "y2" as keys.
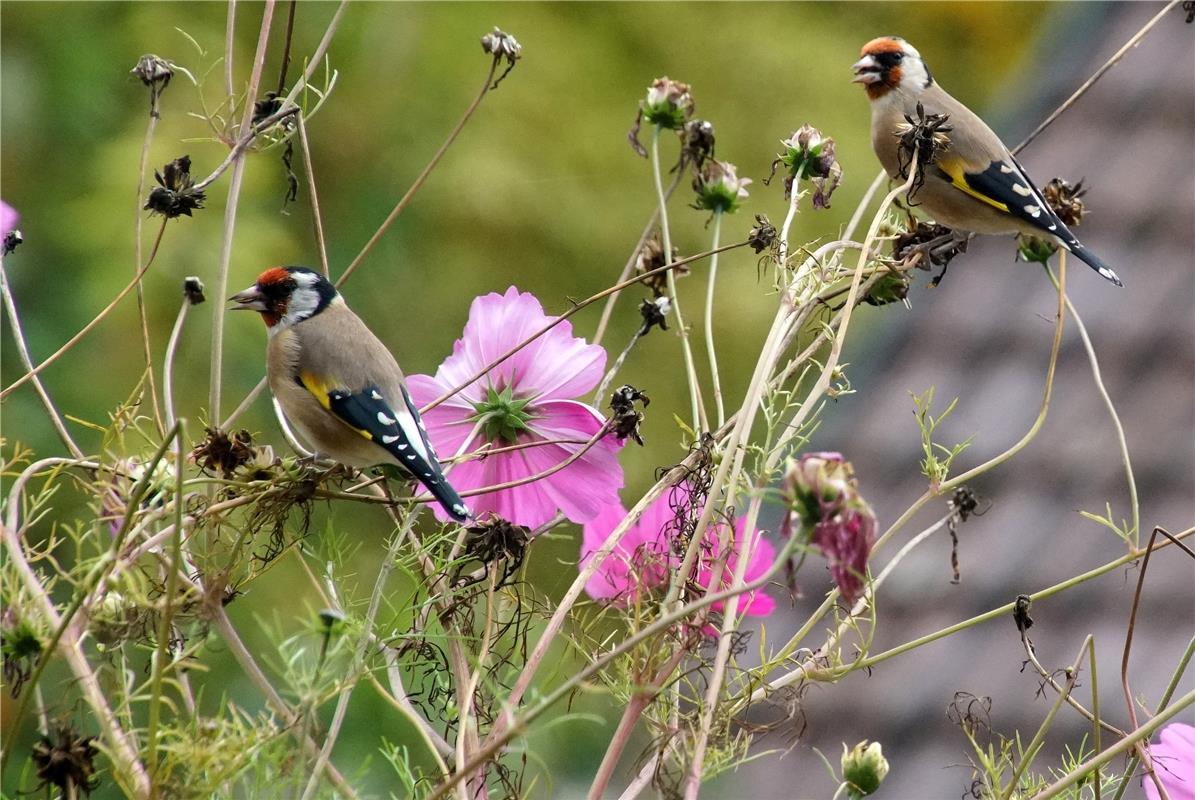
[{"x1": 4, "y1": 2, "x2": 1123, "y2": 797}]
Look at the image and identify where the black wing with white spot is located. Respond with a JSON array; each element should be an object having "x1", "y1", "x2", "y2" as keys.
[
  {"x1": 325, "y1": 385, "x2": 470, "y2": 521},
  {"x1": 964, "y1": 157, "x2": 1122, "y2": 286}
]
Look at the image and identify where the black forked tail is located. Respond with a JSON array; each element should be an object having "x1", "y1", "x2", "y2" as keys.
[{"x1": 1064, "y1": 240, "x2": 1123, "y2": 287}]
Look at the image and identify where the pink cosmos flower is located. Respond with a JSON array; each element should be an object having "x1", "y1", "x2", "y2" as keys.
[
  {"x1": 1144, "y1": 722, "x2": 1195, "y2": 800},
  {"x1": 1, "y1": 201, "x2": 18, "y2": 239},
  {"x1": 580, "y1": 487, "x2": 775, "y2": 618},
  {"x1": 407, "y1": 287, "x2": 623, "y2": 528}
]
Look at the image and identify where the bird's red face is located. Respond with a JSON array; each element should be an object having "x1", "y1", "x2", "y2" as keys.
[
  {"x1": 230, "y1": 266, "x2": 337, "y2": 330},
  {"x1": 853, "y1": 37, "x2": 930, "y2": 100},
  {"x1": 230, "y1": 267, "x2": 296, "y2": 328}
]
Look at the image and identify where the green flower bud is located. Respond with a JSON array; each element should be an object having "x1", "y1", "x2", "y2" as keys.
[{"x1": 841, "y1": 740, "x2": 889, "y2": 798}]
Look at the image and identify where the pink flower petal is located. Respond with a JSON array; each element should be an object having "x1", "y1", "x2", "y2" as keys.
[{"x1": 1145, "y1": 723, "x2": 1195, "y2": 800}]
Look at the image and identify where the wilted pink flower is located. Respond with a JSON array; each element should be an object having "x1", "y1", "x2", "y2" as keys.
[
  {"x1": 580, "y1": 487, "x2": 775, "y2": 618},
  {"x1": 1144, "y1": 722, "x2": 1195, "y2": 800},
  {"x1": 1, "y1": 201, "x2": 18, "y2": 239},
  {"x1": 407, "y1": 287, "x2": 623, "y2": 528},
  {"x1": 782, "y1": 452, "x2": 877, "y2": 605}
]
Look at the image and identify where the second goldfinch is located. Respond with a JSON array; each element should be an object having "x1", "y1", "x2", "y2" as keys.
[
  {"x1": 232, "y1": 266, "x2": 470, "y2": 521},
  {"x1": 853, "y1": 36, "x2": 1122, "y2": 286}
]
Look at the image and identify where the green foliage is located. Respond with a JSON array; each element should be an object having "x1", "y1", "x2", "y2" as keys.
[{"x1": 910, "y1": 386, "x2": 975, "y2": 489}]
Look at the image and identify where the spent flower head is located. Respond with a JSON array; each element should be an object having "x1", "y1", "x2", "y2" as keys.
[
  {"x1": 608, "y1": 384, "x2": 650, "y2": 446},
  {"x1": 841, "y1": 740, "x2": 890, "y2": 798},
  {"x1": 781, "y1": 452, "x2": 877, "y2": 604},
  {"x1": 635, "y1": 231, "x2": 682, "y2": 296},
  {"x1": 32, "y1": 725, "x2": 100, "y2": 797},
  {"x1": 681, "y1": 119, "x2": 716, "y2": 169},
  {"x1": 770, "y1": 125, "x2": 843, "y2": 208},
  {"x1": 692, "y1": 159, "x2": 751, "y2": 215},
  {"x1": 638, "y1": 296, "x2": 671, "y2": 334},
  {"x1": 481, "y1": 27, "x2": 522, "y2": 87},
  {"x1": 131, "y1": 53, "x2": 174, "y2": 116},
  {"x1": 407, "y1": 287, "x2": 623, "y2": 528},
  {"x1": 145, "y1": 155, "x2": 205, "y2": 219},
  {"x1": 1017, "y1": 177, "x2": 1089, "y2": 265}
]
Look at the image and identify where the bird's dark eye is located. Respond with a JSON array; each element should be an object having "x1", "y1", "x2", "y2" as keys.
[{"x1": 893, "y1": 52, "x2": 905, "y2": 62}]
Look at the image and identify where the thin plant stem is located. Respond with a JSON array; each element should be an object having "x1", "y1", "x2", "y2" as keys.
[
  {"x1": 704, "y1": 210, "x2": 726, "y2": 427},
  {"x1": 684, "y1": 164, "x2": 917, "y2": 799},
  {"x1": 1012, "y1": 0, "x2": 1180, "y2": 155},
  {"x1": 1001, "y1": 636, "x2": 1093, "y2": 800},
  {"x1": 1047, "y1": 266, "x2": 1139, "y2": 545},
  {"x1": 162, "y1": 289, "x2": 194, "y2": 430},
  {"x1": 0, "y1": 262, "x2": 85, "y2": 458},
  {"x1": 300, "y1": 510, "x2": 416, "y2": 800},
  {"x1": 1030, "y1": 687, "x2": 1195, "y2": 800},
  {"x1": 1111, "y1": 633, "x2": 1195, "y2": 800},
  {"x1": 336, "y1": 56, "x2": 501, "y2": 288},
  {"x1": 1019, "y1": 626, "x2": 1125, "y2": 739},
  {"x1": 591, "y1": 154, "x2": 686, "y2": 348},
  {"x1": 1090, "y1": 641, "x2": 1103, "y2": 800},
  {"x1": 210, "y1": 607, "x2": 360, "y2": 799},
  {"x1": 134, "y1": 94, "x2": 165, "y2": 436},
  {"x1": 3, "y1": 423, "x2": 182, "y2": 749},
  {"x1": 1, "y1": 517, "x2": 152, "y2": 797},
  {"x1": 865, "y1": 254, "x2": 1070, "y2": 572},
  {"x1": 276, "y1": 0, "x2": 298, "y2": 94},
  {"x1": 650, "y1": 126, "x2": 706, "y2": 432},
  {"x1": 208, "y1": 0, "x2": 277, "y2": 424},
  {"x1": 431, "y1": 534, "x2": 804, "y2": 800},
  {"x1": 297, "y1": 113, "x2": 331, "y2": 277},
  {"x1": 224, "y1": 0, "x2": 236, "y2": 118},
  {"x1": 145, "y1": 420, "x2": 188, "y2": 774},
  {"x1": 848, "y1": 526, "x2": 1194, "y2": 673},
  {"x1": 2, "y1": 218, "x2": 168, "y2": 400}
]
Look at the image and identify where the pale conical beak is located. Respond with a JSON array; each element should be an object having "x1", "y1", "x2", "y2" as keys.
[
  {"x1": 852, "y1": 55, "x2": 882, "y2": 85},
  {"x1": 230, "y1": 286, "x2": 268, "y2": 311}
]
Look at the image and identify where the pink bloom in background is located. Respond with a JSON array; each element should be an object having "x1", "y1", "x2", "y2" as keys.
[
  {"x1": 1144, "y1": 722, "x2": 1195, "y2": 800},
  {"x1": 407, "y1": 287, "x2": 623, "y2": 528},
  {"x1": 1, "y1": 200, "x2": 18, "y2": 239},
  {"x1": 580, "y1": 487, "x2": 776, "y2": 618}
]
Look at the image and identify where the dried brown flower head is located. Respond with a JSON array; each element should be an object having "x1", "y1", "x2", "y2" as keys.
[
  {"x1": 635, "y1": 231, "x2": 683, "y2": 296},
  {"x1": 131, "y1": 54, "x2": 173, "y2": 117},
  {"x1": 1041, "y1": 177, "x2": 1087, "y2": 227},
  {"x1": 609, "y1": 384, "x2": 650, "y2": 446},
  {"x1": 481, "y1": 27, "x2": 522, "y2": 87},
  {"x1": 681, "y1": 119, "x2": 716, "y2": 170},
  {"x1": 191, "y1": 427, "x2": 257, "y2": 479},
  {"x1": 894, "y1": 102, "x2": 953, "y2": 202},
  {"x1": 32, "y1": 725, "x2": 100, "y2": 797},
  {"x1": 747, "y1": 213, "x2": 777, "y2": 254},
  {"x1": 145, "y1": 155, "x2": 205, "y2": 219},
  {"x1": 183, "y1": 276, "x2": 206, "y2": 305},
  {"x1": 638, "y1": 296, "x2": 671, "y2": 334}
]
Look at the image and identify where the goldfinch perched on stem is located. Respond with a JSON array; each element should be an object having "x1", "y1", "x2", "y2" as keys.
[
  {"x1": 853, "y1": 36, "x2": 1122, "y2": 286},
  {"x1": 232, "y1": 267, "x2": 470, "y2": 521}
]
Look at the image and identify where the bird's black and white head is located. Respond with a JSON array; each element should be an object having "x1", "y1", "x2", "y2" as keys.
[
  {"x1": 231, "y1": 266, "x2": 340, "y2": 332},
  {"x1": 852, "y1": 37, "x2": 933, "y2": 100}
]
